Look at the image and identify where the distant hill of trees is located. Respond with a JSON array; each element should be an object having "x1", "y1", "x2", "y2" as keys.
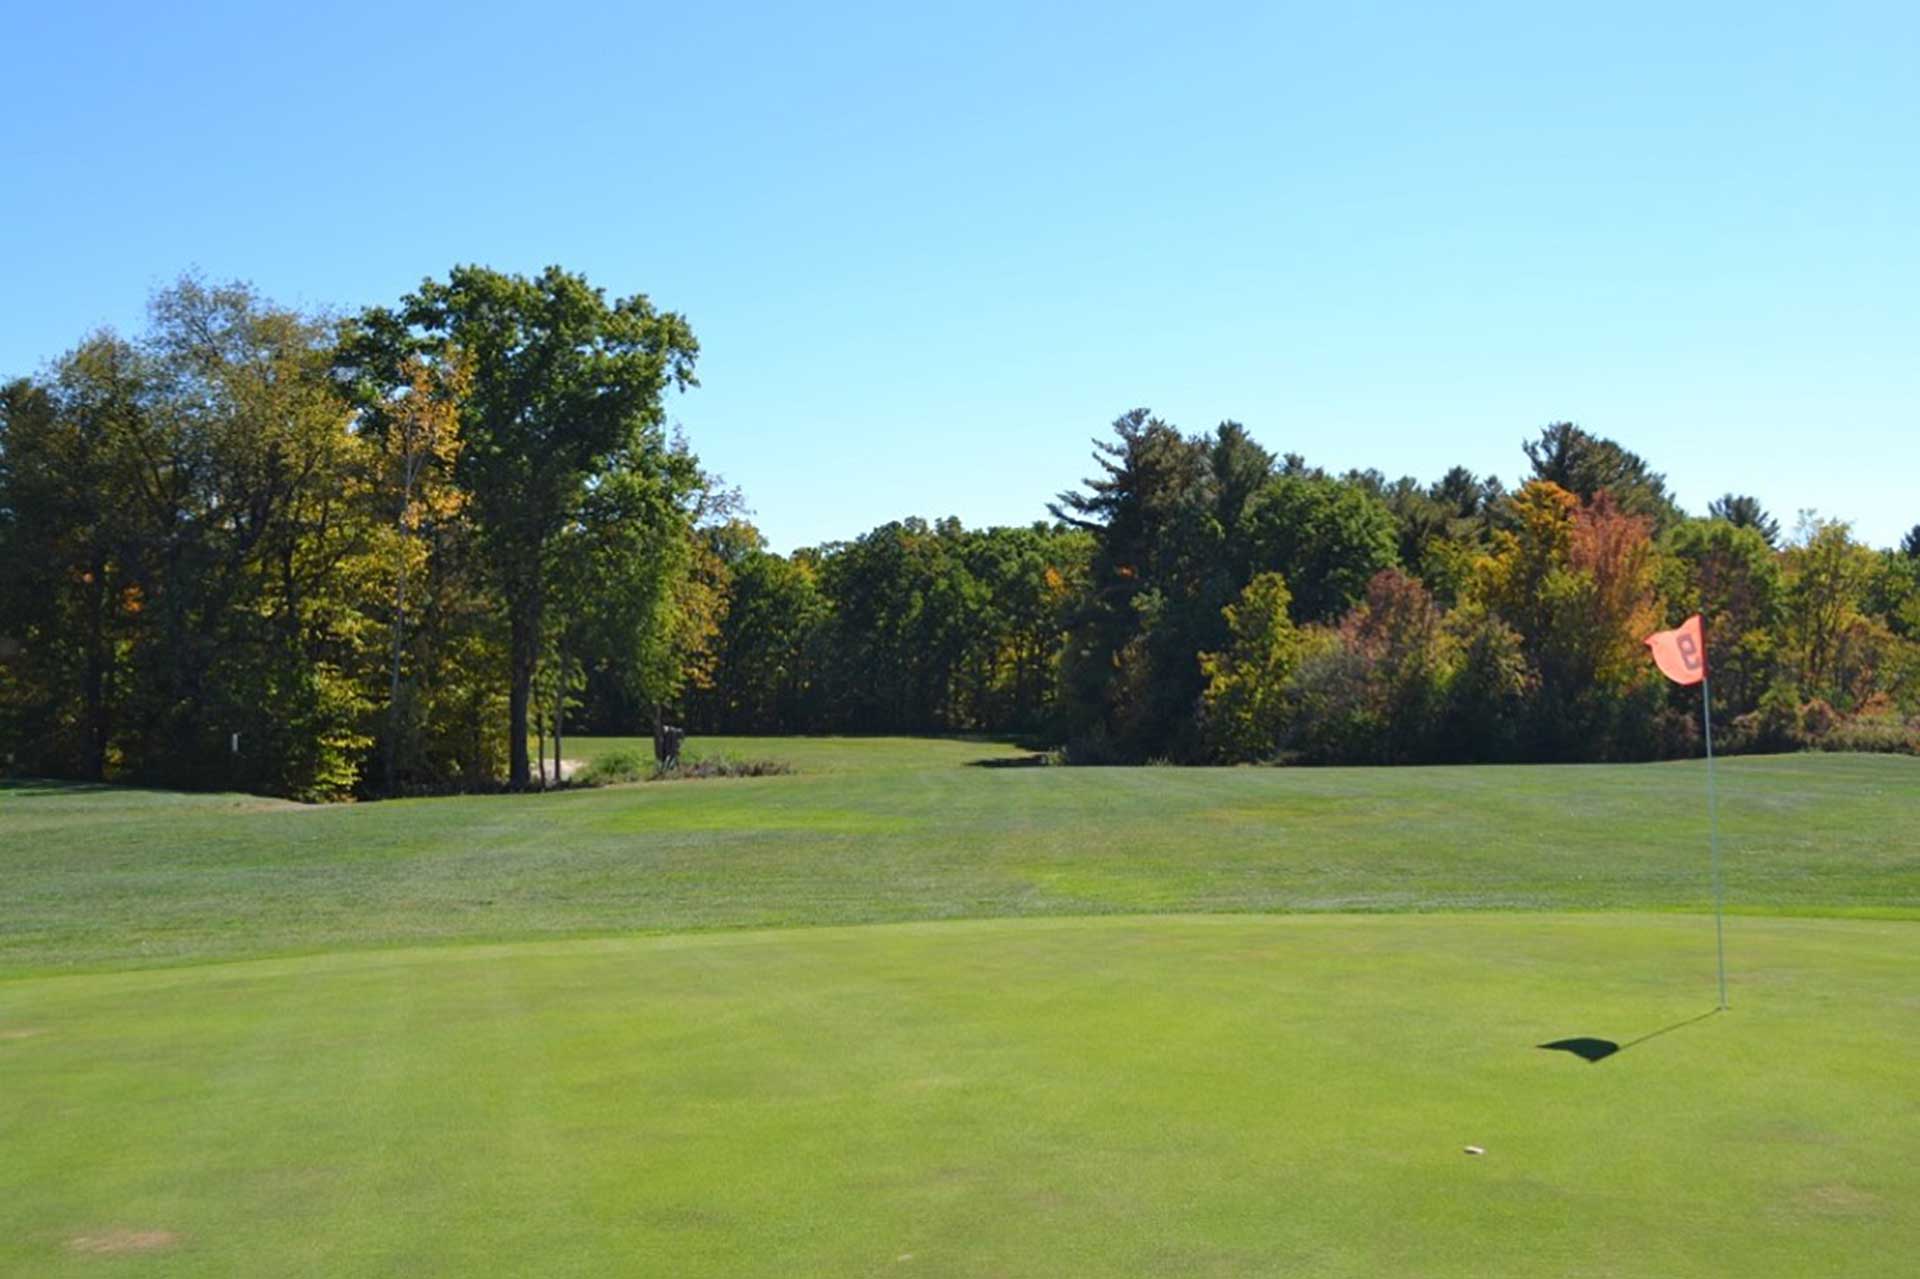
[{"x1": 5, "y1": 270, "x2": 1917, "y2": 796}]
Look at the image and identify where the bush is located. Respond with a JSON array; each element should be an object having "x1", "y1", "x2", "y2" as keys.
[
  {"x1": 1816, "y1": 708, "x2": 1918, "y2": 755},
  {"x1": 1059, "y1": 727, "x2": 1126, "y2": 766},
  {"x1": 1726, "y1": 685, "x2": 1804, "y2": 754},
  {"x1": 1654, "y1": 706, "x2": 1701, "y2": 759},
  {"x1": 573, "y1": 748, "x2": 795, "y2": 787},
  {"x1": 574, "y1": 748, "x2": 650, "y2": 786},
  {"x1": 1800, "y1": 698, "x2": 1840, "y2": 741},
  {"x1": 656, "y1": 754, "x2": 793, "y2": 780},
  {"x1": 1721, "y1": 688, "x2": 1917, "y2": 757}
]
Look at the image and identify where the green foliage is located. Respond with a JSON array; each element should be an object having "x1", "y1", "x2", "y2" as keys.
[
  {"x1": 687, "y1": 517, "x2": 1089, "y2": 740},
  {"x1": 1200, "y1": 572, "x2": 1304, "y2": 760},
  {"x1": 1051, "y1": 410, "x2": 1239, "y2": 760},
  {"x1": 0, "y1": 363, "x2": 128, "y2": 779},
  {"x1": 1240, "y1": 472, "x2": 1400, "y2": 623},
  {"x1": 814, "y1": 519, "x2": 970, "y2": 731},
  {"x1": 575, "y1": 747, "x2": 651, "y2": 785},
  {"x1": 574, "y1": 744, "x2": 799, "y2": 785},
  {"x1": 954, "y1": 524, "x2": 1089, "y2": 731},
  {"x1": 656, "y1": 753, "x2": 794, "y2": 780},
  {"x1": 1430, "y1": 465, "x2": 1507, "y2": 523},
  {"x1": 1708, "y1": 493, "x2": 1782, "y2": 546},
  {"x1": 698, "y1": 540, "x2": 831, "y2": 731},
  {"x1": 1469, "y1": 483, "x2": 1667, "y2": 759},
  {"x1": 1437, "y1": 608, "x2": 1534, "y2": 760},
  {"x1": 1813, "y1": 704, "x2": 1919, "y2": 754},
  {"x1": 1780, "y1": 517, "x2": 1884, "y2": 711},
  {"x1": 1523, "y1": 421, "x2": 1681, "y2": 529},
  {"x1": 1726, "y1": 682, "x2": 1807, "y2": 754},
  {"x1": 343, "y1": 265, "x2": 701, "y2": 789},
  {"x1": 1662, "y1": 518, "x2": 1782, "y2": 718},
  {"x1": 1295, "y1": 570, "x2": 1455, "y2": 763},
  {"x1": 2, "y1": 268, "x2": 716, "y2": 799},
  {"x1": 560, "y1": 442, "x2": 709, "y2": 719},
  {"x1": 1, "y1": 280, "x2": 379, "y2": 799},
  {"x1": 1866, "y1": 549, "x2": 1920, "y2": 641},
  {"x1": 10, "y1": 267, "x2": 1919, "y2": 786}
]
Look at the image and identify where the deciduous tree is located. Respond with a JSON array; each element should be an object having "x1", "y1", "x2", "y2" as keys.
[
  {"x1": 345, "y1": 266, "x2": 698, "y2": 788},
  {"x1": 1200, "y1": 572, "x2": 1303, "y2": 760}
]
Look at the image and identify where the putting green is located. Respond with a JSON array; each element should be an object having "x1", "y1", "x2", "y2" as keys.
[{"x1": 3, "y1": 912, "x2": 1914, "y2": 1276}]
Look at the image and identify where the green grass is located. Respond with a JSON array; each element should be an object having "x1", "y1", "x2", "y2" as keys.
[
  {"x1": 3, "y1": 914, "x2": 1916, "y2": 1276},
  {"x1": 3, "y1": 741, "x2": 1918, "y2": 1274},
  {"x1": 3, "y1": 741, "x2": 1916, "y2": 977}
]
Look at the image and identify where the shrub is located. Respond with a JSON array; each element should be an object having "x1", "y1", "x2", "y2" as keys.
[
  {"x1": 1059, "y1": 727, "x2": 1126, "y2": 766},
  {"x1": 1800, "y1": 698, "x2": 1839, "y2": 740},
  {"x1": 656, "y1": 754, "x2": 793, "y2": 780},
  {"x1": 574, "y1": 748, "x2": 650, "y2": 786},
  {"x1": 1726, "y1": 685, "x2": 1804, "y2": 754},
  {"x1": 1817, "y1": 708, "x2": 1918, "y2": 755},
  {"x1": 1655, "y1": 706, "x2": 1701, "y2": 758}
]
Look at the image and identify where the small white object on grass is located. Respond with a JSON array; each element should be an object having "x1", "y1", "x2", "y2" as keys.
[{"x1": 1464, "y1": 1145, "x2": 1485, "y2": 1156}]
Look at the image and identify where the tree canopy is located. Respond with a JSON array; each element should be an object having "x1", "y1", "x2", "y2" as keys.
[{"x1": 340, "y1": 266, "x2": 701, "y2": 788}]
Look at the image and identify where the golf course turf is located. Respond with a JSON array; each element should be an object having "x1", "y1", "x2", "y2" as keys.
[{"x1": 3, "y1": 741, "x2": 1916, "y2": 1275}]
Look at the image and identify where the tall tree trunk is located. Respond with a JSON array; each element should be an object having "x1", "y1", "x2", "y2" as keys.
[
  {"x1": 84, "y1": 556, "x2": 110, "y2": 782},
  {"x1": 385, "y1": 556, "x2": 408, "y2": 796},
  {"x1": 535, "y1": 708, "x2": 548, "y2": 789},
  {"x1": 553, "y1": 640, "x2": 564, "y2": 785},
  {"x1": 509, "y1": 604, "x2": 535, "y2": 789}
]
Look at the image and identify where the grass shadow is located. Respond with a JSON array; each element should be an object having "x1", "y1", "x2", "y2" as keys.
[
  {"x1": 0, "y1": 778, "x2": 121, "y2": 797},
  {"x1": 1539, "y1": 1009, "x2": 1723, "y2": 1064},
  {"x1": 969, "y1": 755, "x2": 1052, "y2": 769}
]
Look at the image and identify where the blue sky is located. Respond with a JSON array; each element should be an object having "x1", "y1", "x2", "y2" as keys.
[{"x1": 4, "y1": 1, "x2": 1915, "y2": 549}]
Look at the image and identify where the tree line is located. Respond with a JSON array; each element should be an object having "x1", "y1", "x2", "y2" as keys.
[
  {"x1": 5, "y1": 269, "x2": 1918, "y2": 796},
  {"x1": 695, "y1": 413, "x2": 1919, "y2": 766}
]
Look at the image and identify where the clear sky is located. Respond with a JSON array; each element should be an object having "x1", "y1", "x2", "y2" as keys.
[{"x1": 4, "y1": 1, "x2": 1915, "y2": 550}]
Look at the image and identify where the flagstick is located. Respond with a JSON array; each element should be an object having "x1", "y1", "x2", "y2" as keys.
[{"x1": 1702, "y1": 669, "x2": 1727, "y2": 1010}]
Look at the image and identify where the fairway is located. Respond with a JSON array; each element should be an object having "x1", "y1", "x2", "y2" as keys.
[
  {"x1": 3, "y1": 742, "x2": 1918, "y2": 1275},
  {"x1": 5, "y1": 741, "x2": 1917, "y2": 977}
]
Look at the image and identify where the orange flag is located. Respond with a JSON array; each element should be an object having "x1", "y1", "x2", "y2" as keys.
[{"x1": 1645, "y1": 614, "x2": 1706, "y2": 686}]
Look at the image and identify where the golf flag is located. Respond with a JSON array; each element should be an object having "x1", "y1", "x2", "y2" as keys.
[
  {"x1": 1644, "y1": 612, "x2": 1727, "y2": 1010},
  {"x1": 1645, "y1": 614, "x2": 1706, "y2": 686}
]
